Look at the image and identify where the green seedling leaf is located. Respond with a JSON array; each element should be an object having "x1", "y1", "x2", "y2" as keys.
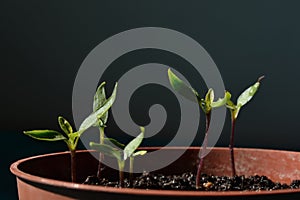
[
  {"x1": 237, "y1": 77, "x2": 263, "y2": 107},
  {"x1": 205, "y1": 88, "x2": 214, "y2": 105},
  {"x1": 58, "y1": 116, "x2": 73, "y2": 135},
  {"x1": 168, "y1": 69, "x2": 199, "y2": 102},
  {"x1": 24, "y1": 130, "x2": 67, "y2": 141},
  {"x1": 199, "y1": 89, "x2": 212, "y2": 114},
  {"x1": 132, "y1": 150, "x2": 147, "y2": 157},
  {"x1": 104, "y1": 138, "x2": 125, "y2": 149},
  {"x1": 123, "y1": 127, "x2": 145, "y2": 160},
  {"x1": 93, "y1": 82, "x2": 108, "y2": 126},
  {"x1": 93, "y1": 82, "x2": 107, "y2": 111},
  {"x1": 211, "y1": 91, "x2": 231, "y2": 108},
  {"x1": 200, "y1": 89, "x2": 214, "y2": 113},
  {"x1": 226, "y1": 76, "x2": 264, "y2": 119},
  {"x1": 79, "y1": 82, "x2": 118, "y2": 131},
  {"x1": 90, "y1": 142, "x2": 122, "y2": 161}
]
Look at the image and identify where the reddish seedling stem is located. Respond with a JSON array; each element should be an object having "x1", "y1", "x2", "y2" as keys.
[
  {"x1": 119, "y1": 170, "x2": 124, "y2": 187},
  {"x1": 229, "y1": 116, "x2": 237, "y2": 176},
  {"x1": 70, "y1": 150, "x2": 77, "y2": 182},
  {"x1": 196, "y1": 112, "x2": 211, "y2": 189}
]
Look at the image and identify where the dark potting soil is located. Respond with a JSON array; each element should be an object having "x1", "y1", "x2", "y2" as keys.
[{"x1": 83, "y1": 172, "x2": 300, "y2": 191}]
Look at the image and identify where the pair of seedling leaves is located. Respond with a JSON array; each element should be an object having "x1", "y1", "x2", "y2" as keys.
[
  {"x1": 90, "y1": 127, "x2": 147, "y2": 172},
  {"x1": 167, "y1": 69, "x2": 263, "y2": 119},
  {"x1": 23, "y1": 82, "x2": 118, "y2": 151},
  {"x1": 24, "y1": 82, "x2": 146, "y2": 163}
]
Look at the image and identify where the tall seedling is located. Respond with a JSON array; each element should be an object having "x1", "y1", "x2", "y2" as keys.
[
  {"x1": 226, "y1": 76, "x2": 264, "y2": 176},
  {"x1": 168, "y1": 69, "x2": 230, "y2": 189},
  {"x1": 92, "y1": 82, "x2": 111, "y2": 178}
]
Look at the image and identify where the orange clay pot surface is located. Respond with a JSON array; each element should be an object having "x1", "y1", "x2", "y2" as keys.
[{"x1": 10, "y1": 147, "x2": 300, "y2": 200}]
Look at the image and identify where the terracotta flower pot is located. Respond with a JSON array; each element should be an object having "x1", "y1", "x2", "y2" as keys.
[{"x1": 10, "y1": 147, "x2": 300, "y2": 200}]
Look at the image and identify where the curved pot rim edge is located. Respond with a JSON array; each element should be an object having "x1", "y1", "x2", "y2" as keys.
[{"x1": 10, "y1": 147, "x2": 300, "y2": 197}]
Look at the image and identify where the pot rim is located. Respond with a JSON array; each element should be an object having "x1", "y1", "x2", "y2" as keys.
[{"x1": 10, "y1": 147, "x2": 300, "y2": 197}]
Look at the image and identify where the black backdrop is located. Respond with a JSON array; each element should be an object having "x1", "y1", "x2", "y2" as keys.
[{"x1": 1, "y1": 1, "x2": 300, "y2": 199}]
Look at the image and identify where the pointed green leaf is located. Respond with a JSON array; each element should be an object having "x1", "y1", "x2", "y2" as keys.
[
  {"x1": 211, "y1": 91, "x2": 231, "y2": 108},
  {"x1": 200, "y1": 89, "x2": 216, "y2": 113},
  {"x1": 168, "y1": 69, "x2": 199, "y2": 102},
  {"x1": 93, "y1": 82, "x2": 107, "y2": 111},
  {"x1": 237, "y1": 80, "x2": 261, "y2": 108},
  {"x1": 205, "y1": 88, "x2": 214, "y2": 105},
  {"x1": 199, "y1": 89, "x2": 213, "y2": 113},
  {"x1": 90, "y1": 142, "x2": 122, "y2": 161},
  {"x1": 104, "y1": 138, "x2": 125, "y2": 149},
  {"x1": 58, "y1": 116, "x2": 73, "y2": 136},
  {"x1": 123, "y1": 127, "x2": 145, "y2": 160},
  {"x1": 132, "y1": 150, "x2": 147, "y2": 157},
  {"x1": 24, "y1": 130, "x2": 67, "y2": 141},
  {"x1": 93, "y1": 82, "x2": 108, "y2": 126},
  {"x1": 79, "y1": 82, "x2": 118, "y2": 131}
]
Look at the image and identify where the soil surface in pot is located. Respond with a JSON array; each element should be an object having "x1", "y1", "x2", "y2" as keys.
[{"x1": 83, "y1": 172, "x2": 300, "y2": 192}]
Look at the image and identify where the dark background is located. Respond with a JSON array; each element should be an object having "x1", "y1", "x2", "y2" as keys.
[{"x1": 1, "y1": 0, "x2": 300, "y2": 199}]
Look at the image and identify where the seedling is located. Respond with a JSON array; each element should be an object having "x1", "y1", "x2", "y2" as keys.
[
  {"x1": 168, "y1": 69, "x2": 230, "y2": 189},
  {"x1": 92, "y1": 82, "x2": 110, "y2": 178},
  {"x1": 23, "y1": 83, "x2": 118, "y2": 182},
  {"x1": 90, "y1": 127, "x2": 147, "y2": 187},
  {"x1": 104, "y1": 137, "x2": 147, "y2": 187},
  {"x1": 104, "y1": 138, "x2": 147, "y2": 186},
  {"x1": 226, "y1": 76, "x2": 264, "y2": 176}
]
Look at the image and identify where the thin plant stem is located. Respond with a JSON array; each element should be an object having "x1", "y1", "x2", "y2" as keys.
[
  {"x1": 229, "y1": 112, "x2": 237, "y2": 176},
  {"x1": 70, "y1": 149, "x2": 76, "y2": 182},
  {"x1": 118, "y1": 160, "x2": 125, "y2": 187},
  {"x1": 97, "y1": 126, "x2": 105, "y2": 178},
  {"x1": 129, "y1": 157, "x2": 134, "y2": 187},
  {"x1": 196, "y1": 111, "x2": 211, "y2": 189}
]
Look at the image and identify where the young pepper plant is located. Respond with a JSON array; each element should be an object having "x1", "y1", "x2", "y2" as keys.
[
  {"x1": 168, "y1": 69, "x2": 230, "y2": 189},
  {"x1": 90, "y1": 127, "x2": 146, "y2": 187},
  {"x1": 226, "y1": 76, "x2": 264, "y2": 176},
  {"x1": 92, "y1": 81, "x2": 111, "y2": 179},
  {"x1": 23, "y1": 83, "x2": 118, "y2": 182},
  {"x1": 104, "y1": 137, "x2": 147, "y2": 187}
]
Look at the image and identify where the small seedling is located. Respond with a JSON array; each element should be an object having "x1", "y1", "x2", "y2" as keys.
[
  {"x1": 24, "y1": 116, "x2": 82, "y2": 182},
  {"x1": 103, "y1": 137, "x2": 147, "y2": 186},
  {"x1": 92, "y1": 82, "x2": 110, "y2": 178},
  {"x1": 24, "y1": 83, "x2": 118, "y2": 182},
  {"x1": 226, "y1": 76, "x2": 264, "y2": 176},
  {"x1": 168, "y1": 69, "x2": 230, "y2": 189},
  {"x1": 90, "y1": 127, "x2": 146, "y2": 187}
]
